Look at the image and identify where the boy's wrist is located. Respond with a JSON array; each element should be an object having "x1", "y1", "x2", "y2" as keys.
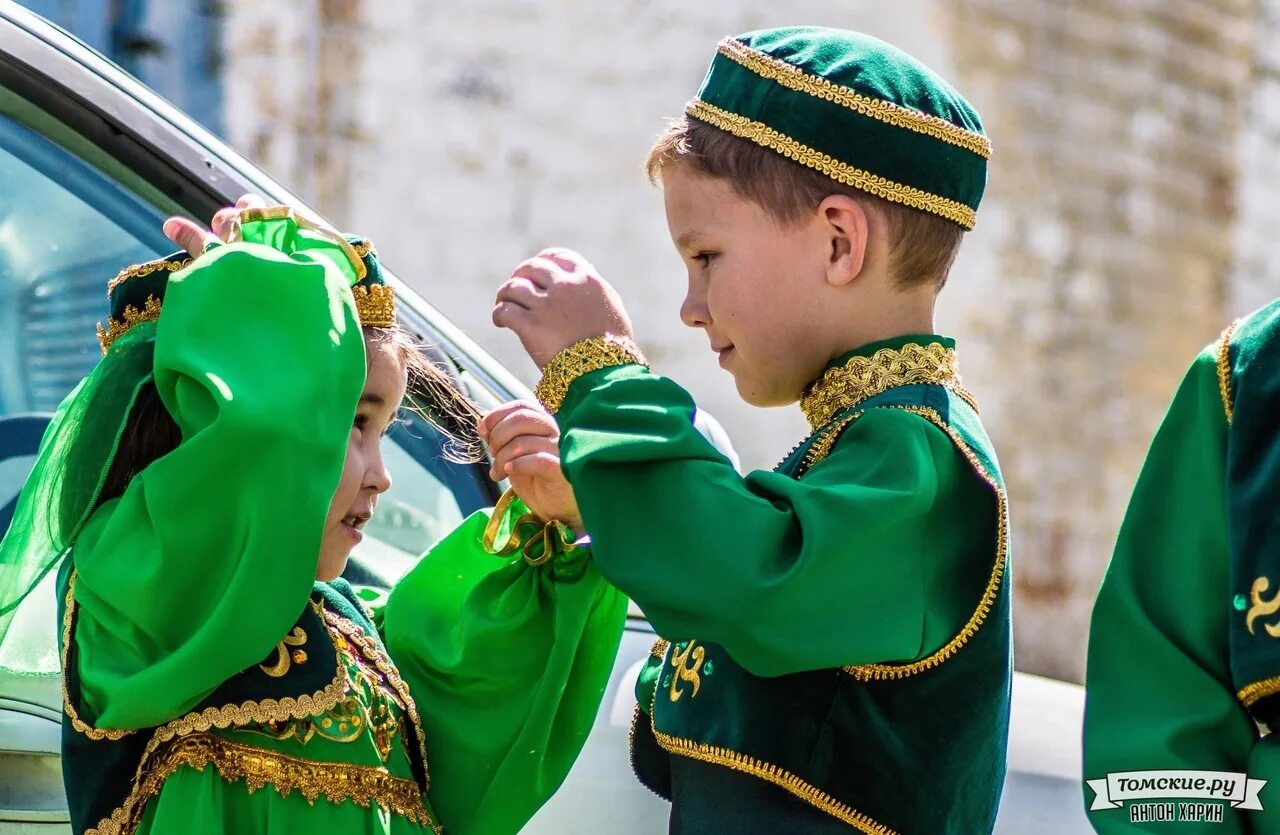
[{"x1": 535, "y1": 335, "x2": 648, "y2": 414}]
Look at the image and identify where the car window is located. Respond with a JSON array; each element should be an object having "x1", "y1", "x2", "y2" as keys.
[{"x1": 0, "y1": 88, "x2": 490, "y2": 610}]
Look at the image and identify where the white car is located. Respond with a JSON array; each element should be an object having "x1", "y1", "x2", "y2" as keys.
[{"x1": 0, "y1": 4, "x2": 1089, "y2": 832}]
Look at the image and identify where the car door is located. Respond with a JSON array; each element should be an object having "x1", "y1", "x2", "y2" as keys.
[{"x1": 0, "y1": 4, "x2": 542, "y2": 831}]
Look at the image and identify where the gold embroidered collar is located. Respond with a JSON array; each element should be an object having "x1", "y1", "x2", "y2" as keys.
[{"x1": 799, "y1": 341, "x2": 977, "y2": 430}]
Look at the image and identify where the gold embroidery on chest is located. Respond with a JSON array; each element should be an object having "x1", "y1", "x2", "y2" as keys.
[
  {"x1": 259, "y1": 627, "x2": 308, "y2": 677},
  {"x1": 799, "y1": 342, "x2": 978, "y2": 431},
  {"x1": 1246, "y1": 577, "x2": 1280, "y2": 637},
  {"x1": 668, "y1": 642, "x2": 706, "y2": 702}
]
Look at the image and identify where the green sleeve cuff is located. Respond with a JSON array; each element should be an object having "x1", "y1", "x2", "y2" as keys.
[{"x1": 554, "y1": 362, "x2": 652, "y2": 429}]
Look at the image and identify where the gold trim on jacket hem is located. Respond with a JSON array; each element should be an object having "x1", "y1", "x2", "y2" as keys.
[
  {"x1": 649, "y1": 722, "x2": 897, "y2": 835},
  {"x1": 686, "y1": 99, "x2": 978, "y2": 229},
  {"x1": 716, "y1": 37, "x2": 991, "y2": 159},
  {"x1": 839, "y1": 406, "x2": 1008, "y2": 681},
  {"x1": 61, "y1": 572, "x2": 133, "y2": 740}
]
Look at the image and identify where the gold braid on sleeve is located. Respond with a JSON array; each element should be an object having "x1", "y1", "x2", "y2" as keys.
[{"x1": 534, "y1": 335, "x2": 648, "y2": 414}]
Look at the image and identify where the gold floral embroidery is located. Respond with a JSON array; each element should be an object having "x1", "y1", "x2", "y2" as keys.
[
  {"x1": 667, "y1": 642, "x2": 706, "y2": 703},
  {"x1": 61, "y1": 573, "x2": 133, "y2": 740},
  {"x1": 535, "y1": 335, "x2": 648, "y2": 413},
  {"x1": 650, "y1": 639, "x2": 670, "y2": 659},
  {"x1": 322, "y1": 609, "x2": 431, "y2": 788},
  {"x1": 716, "y1": 37, "x2": 991, "y2": 159},
  {"x1": 85, "y1": 732, "x2": 440, "y2": 835},
  {"x1": 800, "y1": 342, "x2": 977, "y2": 431},
  {"x1": 841, "y1": 406, "x2": 1007, "y2": 681},
  {"x1": 351, "y1": 239, "x2": 376, "y2": 259},
  {"x1": 259, "y1": 627, "x2": 309, "y2": 677},
  {"x1": 686, "y1": 99, "x2": 978, "y2": 229},
  {"x1": 1218, "y1": 321, "x2": 1238, "y2": 424},
  {"x1": 96, "y1": 295, "x2": 163, "y2": 354},
  {"x1": 1246, "y1": 577, "x2": 1280, "y2": 637}
]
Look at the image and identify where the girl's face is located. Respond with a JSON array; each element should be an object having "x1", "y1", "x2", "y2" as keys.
[{"x1": 316, "y1": 338, "x2": 407, "y2": 581}]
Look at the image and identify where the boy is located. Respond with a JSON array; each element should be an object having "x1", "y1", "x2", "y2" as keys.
[
  {"x1": 1083, "y1": 311, "x2": 1280, "y2": 832},
  {"x1": 491, "y1": 26, "x2": 1009, "y2": 834}
]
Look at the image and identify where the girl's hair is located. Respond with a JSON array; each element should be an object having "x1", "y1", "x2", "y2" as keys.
[{"x1": 93, "y1": 327, "x2": 483, "y2": 512}]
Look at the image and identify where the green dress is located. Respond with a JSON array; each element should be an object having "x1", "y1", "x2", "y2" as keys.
[
  {"x1": 59, "y1": 226, "x2": 627, "y2": 835},
  {"x1": 1083, "y1": 318, "x2": 1280, "y2": 832},
  {"x1": 549, "y1": 335, "x2": 1011, "y2": 834}
]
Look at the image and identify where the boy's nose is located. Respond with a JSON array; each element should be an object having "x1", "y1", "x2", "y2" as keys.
[{"x1": 680, "y1": 293, "x2": 710, "y2": 328}]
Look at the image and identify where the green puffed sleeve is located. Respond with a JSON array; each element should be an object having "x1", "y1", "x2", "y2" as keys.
[
  {"x1": 1083, "y1": 348, "x2": 1256, "y2": 834},
  {"x1": 554, "y1": 364, "x2": 991, "y2": 678},
  {"x1": 70, "y1": 220, "x2": 366, "y2": 729},
  {"x1": 379, "y1": 493, "x2": 627, "y2": 835}
]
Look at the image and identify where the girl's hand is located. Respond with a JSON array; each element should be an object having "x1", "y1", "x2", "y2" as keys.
[
  {"x1": 479, "y1": 400, "x2": 584, "y2": 535},
  {"x1": 162, "y1": 194, "x2": 268, "y2": 256}
]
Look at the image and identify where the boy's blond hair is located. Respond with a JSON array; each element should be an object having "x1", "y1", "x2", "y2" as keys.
[{"x1": 646, "y1": 116, "x2": 964, "y2": 290}]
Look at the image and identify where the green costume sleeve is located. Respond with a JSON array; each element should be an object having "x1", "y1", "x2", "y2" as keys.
[
  {"x1": 555, "y1": 365, "x2": 980, "y2": 678},
  {"x1": 380, "y1": 498, "x2": 627, "y2": 835},
  {"x1": 71, "y1": 236, "x2": 366, "y2": 729},
  {"x1": 1083, "y1": 349, "x2": 1256, "y2": 833}
]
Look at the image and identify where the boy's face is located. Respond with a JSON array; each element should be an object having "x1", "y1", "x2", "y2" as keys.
[{"x1": 662, "y1": 163, "x2": 836, "y2": 406}]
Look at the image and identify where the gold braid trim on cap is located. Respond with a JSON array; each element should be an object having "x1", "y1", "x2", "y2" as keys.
[
  {"x1": 1217, "y1": 320, "x2": 1238, "y2": 424},
  {"x1": 534, "y1": 335, "x2": 648, "y2": 414},
  {"x1": 85, "y1": 733, "x2": 440, "y2": 835},
  {"x1": 836, "y1": 406, "x2": 1008, "y2": 681},
  {"x1": 800, "y1": 342, "x2": 978, "y2": 431},
  {"x1": 106, "y1": 257, "x2": 192, "y2": 296},
  {"x1": 686, "y1": 99, "x2": 977, "y2": 229},
  {"x1": 96, "y1": 295, "x2": 162, "y2": 355},
  {"x1": 717, "y1": 38, "x2": 991, "y2": 159}
]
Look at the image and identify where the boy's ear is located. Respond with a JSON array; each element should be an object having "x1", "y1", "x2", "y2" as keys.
[{"x1": 818, "y1": 194, "x2": 868, "y2": 288}]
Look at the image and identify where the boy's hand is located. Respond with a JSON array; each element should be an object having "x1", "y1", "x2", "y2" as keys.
[
  {"x1": 493, "y1": 248, "x2": 636, "y2": 368},
  {"x1": 479, "y1": 400, "x2": 584, "y2": 535}
]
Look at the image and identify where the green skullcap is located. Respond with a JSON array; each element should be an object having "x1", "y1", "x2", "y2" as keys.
[{"x1": 688, "y1": 27, "x2": 989, "y2": 229}]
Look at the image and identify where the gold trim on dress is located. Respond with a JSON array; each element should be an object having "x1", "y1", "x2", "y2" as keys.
[
  {"x1": 534, "y1": 335, "x2": 648, "y2": 413},
  {"x1": 321, "y1": 608, "x2": 432, "y2": 791},
  {"x1": 1218, "y1": 320, "x2": 1237, "y2": 424},
  {"x1": 61, "y1": 573, "x2": 133, "y2": 740},
  {"x1": 686, "y1": 99, "x2": 978, "y2": 229},
  {"x1": 96, "y1": 295, "x2": 163, "y2": 355},
  {"x1": 800, "y1": 341, "x2": 978, "y2": 431},
  {"x1": 838, "y1": 406, "x2": 1008, "y2": 681},
  {"x1": 716, "y1": 38, "x2": 991, "y2": 159},
  {"x1": 85, "y1": 732, "x2": 441, "y2": 835}
]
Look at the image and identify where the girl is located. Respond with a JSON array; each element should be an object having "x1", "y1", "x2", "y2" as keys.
[{"x1": 0, "y1": 202, "x2": 625, "y2": 835}]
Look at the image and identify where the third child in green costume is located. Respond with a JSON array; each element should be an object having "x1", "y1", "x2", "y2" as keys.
[{"x1": 492, "y1": 26, "x2": 1012, "y2": 835}]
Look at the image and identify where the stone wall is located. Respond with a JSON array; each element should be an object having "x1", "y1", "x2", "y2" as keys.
[{"x1": 223, "y1": 0, "x2": 1280, "y2": 681}]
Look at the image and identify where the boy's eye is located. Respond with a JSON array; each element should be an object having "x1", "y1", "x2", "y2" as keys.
[
  {"x1": 353, "y1": 414, "x2": 369, "y2": 432},
  {"x1": 693, "y1": 252, "x2": 717, "y2": 267}
]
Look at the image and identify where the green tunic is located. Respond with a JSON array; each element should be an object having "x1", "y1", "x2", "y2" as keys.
[
  {"x1": 553, "y1": 335, "x2": 1010, "y2": 833},
  {"x1": 1083, "y1": 321, "x2": 1280, "y2": 832},
  {"x1": 60, "y1": 225, "x2": 627, "y2": 835}
]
